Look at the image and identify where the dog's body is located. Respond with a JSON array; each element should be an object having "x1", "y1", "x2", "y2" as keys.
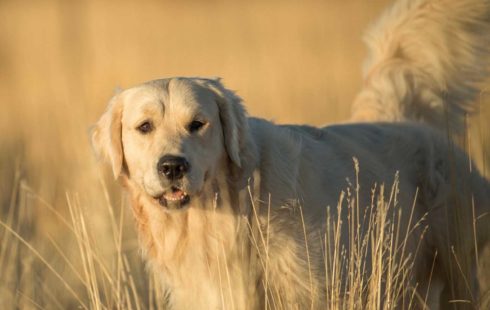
[{"x1": 93, "y1": 0, "x2": 490, "y2": 309}]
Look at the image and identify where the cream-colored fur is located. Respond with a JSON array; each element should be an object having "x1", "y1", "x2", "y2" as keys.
[
  {"x1": 92, "y1": 0, "x2": 490, "y2": 309},
  {"x1": 352, "y1": 0, "x2": 490, "y2": 134}
]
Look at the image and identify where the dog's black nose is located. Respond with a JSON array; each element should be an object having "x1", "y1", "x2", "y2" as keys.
[{"x1": 157, "y1": 155, "x2": 189, "y2": 180}]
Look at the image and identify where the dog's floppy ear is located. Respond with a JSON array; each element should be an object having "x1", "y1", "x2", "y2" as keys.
[
  {"x1": 91, "y1": 93, "x2": 124, "y2": 178},
  {"x1": 203, "y1": 78, "x2": 251, "y2": 168},
  {"x1": 199, "y1": 78, "x2": 258, "y2": 184}
]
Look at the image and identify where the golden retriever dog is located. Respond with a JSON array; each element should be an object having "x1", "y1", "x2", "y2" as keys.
[{"x1": 92, "y1": 0, "x2": 490, "y2": 309}]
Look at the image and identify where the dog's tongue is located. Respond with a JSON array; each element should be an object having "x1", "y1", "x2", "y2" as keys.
[{"x1": 164, "y1": 188, "x2": 186, "y2": 201}]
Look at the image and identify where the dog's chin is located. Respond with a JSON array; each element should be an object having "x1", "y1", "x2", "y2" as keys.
[{"x1": 152, "y1": 186, "x2": 191, "y2": 211}]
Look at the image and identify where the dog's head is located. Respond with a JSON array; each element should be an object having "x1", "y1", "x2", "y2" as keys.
[{"x1": 92, "y1": 77, "x2": 256, "y2": 210}]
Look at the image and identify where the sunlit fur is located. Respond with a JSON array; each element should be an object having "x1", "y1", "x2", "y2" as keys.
[
  {"x1": 92, "y1": 0, "x2": 490, "y2": 309},
  {"x1": 352, "y1": 0, "x2": 490, "y2": 134}
]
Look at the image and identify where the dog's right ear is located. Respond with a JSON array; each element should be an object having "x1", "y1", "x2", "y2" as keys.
[{"x1": 91, "y1": 93, "x2": 124, "y2": 178}]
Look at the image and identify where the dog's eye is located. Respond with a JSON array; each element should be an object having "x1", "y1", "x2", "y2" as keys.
[
  {"x1": 137, "y1": 121, "x2": 153, "y2": 134},
  {"x1": 188, "y1": 120, "x2": 205, "y2": 133}
]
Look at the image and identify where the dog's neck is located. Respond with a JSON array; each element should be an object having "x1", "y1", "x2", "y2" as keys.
[{"x1": 248, "y1": 118, "x2": 304, "y2": 207}]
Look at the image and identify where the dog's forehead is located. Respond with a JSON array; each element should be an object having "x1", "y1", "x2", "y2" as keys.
[
  {"x1": 121, "y1": 78, "x2": 217, "y2": 121},
  {"x1": 132, "y1": 78, "x2": 215, "y2": 109},
  {"x1": 165, "y1": 78, "x2": 216, "y2": 110}
]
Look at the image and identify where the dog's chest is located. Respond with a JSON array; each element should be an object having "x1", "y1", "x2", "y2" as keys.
[{"x1": 140, "y1": 202, "x2": 260, "y2": 309}]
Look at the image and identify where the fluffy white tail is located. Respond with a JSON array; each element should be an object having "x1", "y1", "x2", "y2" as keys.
[{"x1": 351, "y1": 0, "x2": 490, "y2": 134}]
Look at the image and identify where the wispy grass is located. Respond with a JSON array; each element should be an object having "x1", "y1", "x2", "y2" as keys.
[{"x1": 2, "y1": 157, "x2": 484, "y2": 309}]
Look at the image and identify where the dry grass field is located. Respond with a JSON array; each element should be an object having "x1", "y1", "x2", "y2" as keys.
[{"x1": 1, "y1": 0, "x2": 489, "y2": 308}]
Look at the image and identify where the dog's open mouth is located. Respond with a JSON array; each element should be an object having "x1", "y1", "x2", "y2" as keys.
[{"x1": 154, "y1": 186, "x2": 190, "y2": 210}]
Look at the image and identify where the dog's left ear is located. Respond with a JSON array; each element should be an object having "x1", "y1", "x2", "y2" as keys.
[
  {"x1": 199, "y1": 78, "x2": 257, "y2": 182},
  {"x1": 91, "y1": 93, "x2": 124, "y2": 178}
]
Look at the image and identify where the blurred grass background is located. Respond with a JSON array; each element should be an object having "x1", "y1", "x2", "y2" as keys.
[{"x1": 1, "y1": 0, "x2": 489, "y2": 308}]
